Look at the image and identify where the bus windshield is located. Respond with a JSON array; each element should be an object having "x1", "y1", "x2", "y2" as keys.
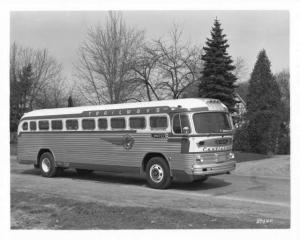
[{"x1": 193, "y1": 112, "x2": 231, "y2": 134}]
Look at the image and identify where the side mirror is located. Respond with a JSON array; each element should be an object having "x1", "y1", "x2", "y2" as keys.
[
  {"x1": 182, "y1": 126, "x2": 190, "y2": 134},
  {"x1": 232, "y1": 128, "x2": 237, "y2": 135}
]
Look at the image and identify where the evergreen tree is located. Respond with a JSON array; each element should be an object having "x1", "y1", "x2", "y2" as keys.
[
  {"x1": 198, "y1": 19, "x2": 237, "y2": 113},
  {"x1": 246, "y1": 50, "x2": 282, "y2": 154},
  {"x1": 68, "y1": 96, "x2": 74, "y2": 107},
  {"x1": 18, "y1": 64, "x2": 34, "y2": 114},
  {"x1": 10, "y1": 63, "x2": 34, "y2": 133}
]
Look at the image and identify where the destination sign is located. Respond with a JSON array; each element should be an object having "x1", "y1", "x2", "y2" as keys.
[
  {"x1": 198, "y1": 145, "x2": 232, "y2": 152},
  {"x1": 82, "y1": 106, "x2": 171, "y2": 117},
  {"x1": 151, "y1": 133, "x2": 166, "y2": 139}
]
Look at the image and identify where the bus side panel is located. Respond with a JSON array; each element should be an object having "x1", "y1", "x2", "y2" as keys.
[
  {"x1": 17, "y1": 132, "x2": 192, "y2": 173},
  {"x1": 17, "y1": 133, "x2": 41, "y2": 164}
]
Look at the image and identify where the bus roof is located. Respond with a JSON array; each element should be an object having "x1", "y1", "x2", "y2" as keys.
[{"x1": 21, "y1": 98, "x2": 226, "y2": 119}]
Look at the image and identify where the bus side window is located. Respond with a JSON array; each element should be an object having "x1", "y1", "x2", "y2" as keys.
[
  {"x1": 172, "y1": 114, "x2": 191, "y2": 134},
  {"x1": 129, "y1": 117, "x2": 145, "y2": 129},
  {"x1": 111, "y1": 118, "x2": 125, "y2": 129},
  {"x1": 51, "y1": 120, "x2": 63, "y2": 130},
  {"x1": 98, "y1": 118, "x2": 108, "y2": 130},
  {"x1": 22, "y1": 122, "x2": 28, "y2": 131},
  {"x1": 82, "y1": 119, "x2": 95, "y2": 130},
  {"x1": 30, "y1": 121, "x2": 37, "y2": 131},
  {"x1": 39, "y1": 120, "x2": 49, "y2": 130},
  {"x1": 173, "y1": 114, "x2": 181, "y2": 133},
  {"x1": 66, "y1": 119, "x2": 78, "y2": 130},
  {"x1": 150, "y1": 116, "x2": 168, "y2": 130}
]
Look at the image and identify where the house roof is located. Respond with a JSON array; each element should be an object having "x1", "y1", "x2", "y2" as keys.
[{"x1": 235, "y1": 92, "x2": 246, "y2": 105}]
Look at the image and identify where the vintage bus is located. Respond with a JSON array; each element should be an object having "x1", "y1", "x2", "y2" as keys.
[{"x1": 17, "y1": 98, "x2": 236, "y2": 189}]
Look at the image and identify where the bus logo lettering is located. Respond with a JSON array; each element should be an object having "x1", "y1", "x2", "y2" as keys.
[{"x1": 123, "y1": 134, "x2": 135, "y2": 150}]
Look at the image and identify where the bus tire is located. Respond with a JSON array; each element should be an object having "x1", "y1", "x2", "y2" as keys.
[
  {"x1": 39, "y1": 152, "x2": 58, "y2": 177},
  {"x1": 146, "y1": 157, "x2": 171, "y2": 189},
  {"x1": 76, "y1": 169, "x2": 94, "y2": 175}
]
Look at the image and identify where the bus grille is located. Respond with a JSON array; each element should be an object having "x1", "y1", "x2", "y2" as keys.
[{"x1": 201, "y1": 151, "x2": 230, "y2": 163}]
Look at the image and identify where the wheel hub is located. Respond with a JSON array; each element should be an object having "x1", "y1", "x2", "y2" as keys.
[
  {"x1": 149, "y1": 164, "x2": 164, "y2": 183},
  {"x1": 41, "y1": 158, "x2": 51, "y2": 173}
]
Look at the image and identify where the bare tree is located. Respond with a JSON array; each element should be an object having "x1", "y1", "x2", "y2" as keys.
[
  {"x1": 150, "y1": 25, "x2": 203, "y2": 99},
  {"x1": 10, "y1": 43, "x2": 65, "y2": 131},
  {"x1": 131, "y1": 44, "x2": 162, "y2": 101},
  {"x1": 13, "y1": 44, "x2": 63, "y2": 109},
  {"x1": 35, "y1": 76, "x2": 68, "y2": 109},
  {"x1": 10, "y1": 43, "x2": 19, "y2": 131},
  {"x1": 275, "y1": 69, "x2": 290, "y2": 123},
  {"x1": 275, "y1": 69, "x2": 289, "y2": 103},
  {"x1": 75, "y1": 12, "x2": 144, "y2": 104},
  {"x1": 233, "y1": 57, "x2": 248, "y2": 82}
]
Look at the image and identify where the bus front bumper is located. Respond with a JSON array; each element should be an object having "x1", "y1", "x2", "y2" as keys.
[
  {"x1": 172, "y1": 160, "x2": 236, "y2": 182},
  {"x1": 191, "y1": 160, "x2": 236, "y2": 176}
]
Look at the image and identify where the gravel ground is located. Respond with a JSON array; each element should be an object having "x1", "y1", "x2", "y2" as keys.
[
  {"x1": 11, "y1": 190, "x2": 287, "y2": 229},
  {"x1": 10, "y1": 147, "x2": 290, "y2": 229}
]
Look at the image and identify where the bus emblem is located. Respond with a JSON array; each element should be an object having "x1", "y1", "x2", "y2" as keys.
[{"x1": 123, "y1": 134, "x2": 135, "y2": 150}]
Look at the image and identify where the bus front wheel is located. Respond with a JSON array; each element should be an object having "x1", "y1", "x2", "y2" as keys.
[
  {"x1": 146, "y1": 157, "x2": 171, "y2": 189},
  {"x1": 39, "y1": 152, "x2": 58, "y2": 177}
]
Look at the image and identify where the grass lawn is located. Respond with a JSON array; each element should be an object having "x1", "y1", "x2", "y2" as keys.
[{"x1": 234, "y1": 151, "x2": 269, "y2": 163}]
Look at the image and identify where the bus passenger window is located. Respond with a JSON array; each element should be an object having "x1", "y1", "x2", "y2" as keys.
[
  {"x1": 98, "y1": 118, "x2": 107, "y2": 130},
  {"x1": 129, "y1": 117, "x2": 145, "y2": 129},
  {"x1": 66, "y1": 119, "x2": 78, "y2": 130},
  {"x1": 150, "y1": 116, "x2": 168, "y2": 130},
  {"x1": 173, "y1": 114, "x2": 191, "y2": 134},
  {"x1": 30, "y1": 121, "x2": 37, "y2": 131},
  {"x1": 22, "y1": 122, "x2": 28, "y2": 131},
  {"x1": 82, "y1": 119, "x2": 95, "y2": 130},
  {"x1": 111, "y1": 118, "x2": 125, "y2": 129},
  {"x1": 51, "y1": 120, "x2": 63, "y2": 130},
  {"x1": 39, "y1": 120, "x2": 49, "y2": 130}
]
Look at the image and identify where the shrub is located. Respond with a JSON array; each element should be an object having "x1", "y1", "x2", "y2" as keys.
[{"x1": 233, "y1": 126, "x2": 251, "y2": 152}]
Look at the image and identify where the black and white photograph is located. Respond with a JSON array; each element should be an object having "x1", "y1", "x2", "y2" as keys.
[{"x1": 1, "y1": 0, "x2": 299, "y2": 238}]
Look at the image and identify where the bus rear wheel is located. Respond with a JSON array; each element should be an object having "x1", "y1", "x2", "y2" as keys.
[
  {"x1": 39, "y1": 152, "x2": 58, "y2": 177},
  {"x1": 146, "y1": 157, "x2": 171, "y2": 189}
]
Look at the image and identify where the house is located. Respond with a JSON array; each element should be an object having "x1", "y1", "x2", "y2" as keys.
[{"x1": 232, "y1": 92, "x2": 247, "y2": 127}]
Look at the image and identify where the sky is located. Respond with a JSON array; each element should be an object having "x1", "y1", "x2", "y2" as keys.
[{"x1": 10, "y1": 11, "x2": 289, "y2": 82}]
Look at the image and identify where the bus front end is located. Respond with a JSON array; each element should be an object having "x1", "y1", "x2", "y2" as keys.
[
  {"x1": 190, "y1": 109, "x2": 235, "y2": 178},
  {"x1": 171, "y1": 99, "x2": 236, "y2": 182}
]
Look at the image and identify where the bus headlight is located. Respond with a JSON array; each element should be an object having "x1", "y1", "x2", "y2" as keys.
[
  {"x1": 229, "y1": 152, "x2": 235, "y2": 159},
  {"x1": 196, "y1": 155, "x2": 204, "y2": 163}
]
